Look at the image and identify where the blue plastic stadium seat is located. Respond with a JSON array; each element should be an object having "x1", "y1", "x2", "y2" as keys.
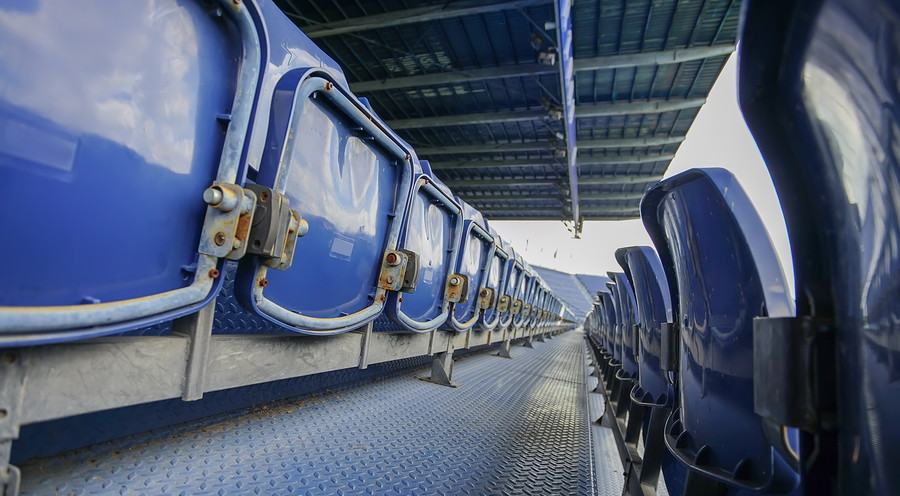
[
  {"x1": 443, "y1": 199, "x2": 494, "y2": 332},
  {"x1": 600, "y1": 290, "x2": 618, "y2": 362},
  {"x1": 376, "y1": 160, "x2": 463, "y2": 332},
  {"x1": 513, "y1": 265, "x2": 536, "y2": 329},
  {"x1": 608, "y1": 272, "x2": 640, "y2": 381},
  {"x1": 740, "y1": 0, "x2": 900, "y2": 492},
  {"x1": 236, "y1": 69, "x2": 417, "y2": 335},
  {"x1": 498, "y1": 253, "x2": 524, "y2": 330},
  {"x1": 476, "y1": 232, "x2": 511, "y2": 332},
  {"x1": 615, "y1": 246, "x2": 674, "y2": 406},
  {"x1": 642, "y1": 168, "x2": 798, "y2": 492}
]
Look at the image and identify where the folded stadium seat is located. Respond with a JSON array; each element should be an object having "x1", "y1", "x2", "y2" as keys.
[
  {"x1": 476, "y1": 232, "x2": 511, "y2": 332},
  {"x1": 609, "y1": 272, "x2": 640, "y2": 382},
  {"x1": 615, "y1": 246, "x2": 674, "y2": 406},
  {"x1": 376, "y1": 160, "x2": 463, "y2": 332},
  {"x1": 498, "y1": 252, "x2": 525, "y2": 331},
  {"x1": 615, "y1": 246, "x2": 688, "y2": 495},
  {"x1": 642, "y1": 168, "x2": 799, "y2": 494},
  {"x1": 233, "y1": 69, "x2": 418, "y2": 335},
  {"x1": 441, "y1": 198, "x2": 495, "y2": 332},
  {"x1": 513, "y1": 265, "x2": 536, "y2": 330},
  {"x1": 0, "y1": 0, "x2": 422, "y2": 344},
  {"x1": 740, "y1": 0, "x2": 900, "y2": 493}
]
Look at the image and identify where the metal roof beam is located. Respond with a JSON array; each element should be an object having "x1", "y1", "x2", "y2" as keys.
[
  {"x1": 353, "y1": 64, "x2": 553, "y2": 93},
  {"x1": 444, "y1": 173, "x2": 658, "y2": 187},
  {"x1": 385, "y1": 99, "x2": 705, "y2": 130},
  {"x1": 299, "y1": 0, "x2": 551, "y2": 38},
  {"x1": 352, "y1": 45, "x2": 734, "y2": 93},
  {"x1": 576, "y1": 98, "x2": 705, "y2": 118},
  {"x1": 484, "y1": 215, "x2": 637, "y2": 220},
  {"x1": 418, "y1": 136, "x2": 682, "y2": 155},
  {"x1": 479, "y1": 206, "x2": 641, "y2": 216},
  {"x1": 386, "y1": 109, "x2": 547, "y2": 130},
  {"x1": 572, "y1": 45, "x2": 735, "y2": 71},
  {"x1": 554, "y1": 0, "x2": 579, "y2": 233},
  {"x1": 429, "y1": 153, "x2": 674, "y2": 169},
  {"x1": 462, "y1": 192, "x2": 644, "y2": 201},
  {"x1": 579, "y1": 136, "x2": 684, "y2": 149}
]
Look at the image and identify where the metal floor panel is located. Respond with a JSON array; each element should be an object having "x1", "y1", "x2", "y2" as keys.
[{"x1": 20, "y1": 331, "x2": 603, "y2": 496}]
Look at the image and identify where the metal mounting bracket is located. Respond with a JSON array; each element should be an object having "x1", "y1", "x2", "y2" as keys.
[
  {"x1": 753, "y1": 316, "x2": 836, "y2": 431},
  {"x1": 445, "y1": 274, "x2": 470, "y2": 303},
  {"x1": 244, "y1": 184, "x2": 308, "y2": 271},
  {"x1": 497, "y1": 294, "x2": 512, "y2": 312},
  {"x1": 477, "y1": 288, "x2": 495, "y2": 310},
  {"x1": 198, "y1": 182, "x2": 257, "y2": 259},
  {"x1": 377, "y1": 250, "x2": 410, "y2": 291}
]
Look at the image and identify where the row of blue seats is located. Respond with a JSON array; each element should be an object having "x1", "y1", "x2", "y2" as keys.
[
  {"x1": 0, "y1": 0, "x2": 564, "y2": 347},
  {"x1": 586, "y1": 168, "x2": 799, "y2": 495},
  {"x1": 587, "y1": 0, "x2": 900, "y2": 494}
]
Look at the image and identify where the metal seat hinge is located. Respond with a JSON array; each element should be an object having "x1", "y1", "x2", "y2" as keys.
[
  {"x1": 478, "y1": 288, "x2": 496, "y2": 310},
  {"x1": 445, "y1": 274, "x2": 470, "y2": 303},
  {"x1": 498, "y1": 294, "x2": 511, "y2": 312},
  {"x1": 378, "y1": 250, "x2": 410, "y2": 291},
  {"x1": 198, "y1": 182, "x2": 257, "y2": 260},
  {"x1": 512, "y1": 299, "x2": 524, "y2": 315},
  {"x1": 244, "y1": 184, "x2": 308, "y2": 271}
]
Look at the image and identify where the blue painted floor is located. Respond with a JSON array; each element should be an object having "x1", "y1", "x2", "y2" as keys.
[{"x1": 20, "y1": 330, "x2": 611, "y2": 495}]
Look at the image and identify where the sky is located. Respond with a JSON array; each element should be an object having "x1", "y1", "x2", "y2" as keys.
[{"x1": 489, "y1": 54, "x2": 795, "y2": 293}]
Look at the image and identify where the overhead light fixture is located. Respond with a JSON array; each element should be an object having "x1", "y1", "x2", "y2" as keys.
[{"x1": 538, "y1": 47, "x2": 557, "y2": 66}]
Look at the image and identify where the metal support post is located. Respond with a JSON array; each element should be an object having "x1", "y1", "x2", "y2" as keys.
[
  {"x1": 0, "y1": 350, "x2": 25, "y2": 496},
  {"x1": 172, "y1": 300, "x2": 216, "y2": 401},
  {"x1": 426, "y1": 333, "x2": 456, "y2": 387},
  {"x1": 355, "y1": 322, "x2": 374, "y2": 370},
  {"x1": 497, "y1": 327, "x2": 513, "y2": 359}
]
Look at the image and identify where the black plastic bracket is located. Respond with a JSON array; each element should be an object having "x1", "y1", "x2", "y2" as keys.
[
  {"x1": 399, "y1": 249, "x2": 419, "y2": 293},
  {"x1": 660, "y1": 322, "x2": 677, "y2": 372},
  {"x1": 753, "y1": 316, "x2": 836, "y2": 432}
]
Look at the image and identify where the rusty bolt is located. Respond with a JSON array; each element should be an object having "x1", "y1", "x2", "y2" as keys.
[
  {"x1": 232, "y1": 239, "x2": 243, "y2": 250},
  {"x1": 386, "y1": 275, "x2": 395, "y2": 284},
  {"x1": 399, "y1": 297, "x2": 404, "y2": 302},
  {"x1": 385, "y1": 252, "x2": 400, "y2": 266},
  {"x1": 405, "y1": 154, "x2": 411, "y2": 161},
  {"x1": 449, "y1": 293, "x2": 457, "y2": 300},
  {"x1": 450, "y1": 276, "x2": 460, "y2": 285},
  {"x1": 297, "y1": 218, "x2": 310, "y2": 237},
  {"x1": 208, "y1": 268, "x2": 220, "y2": 279},
  {"x1": 259, "y1": 278, "x2": 269, "y2": 287},
  {"x1": 203, "y1": 186, "x2": 223, "y2": 206},
  {"x1": 214, "y1": 231, "x2": 227, "y2": 246},
  {"x1": 260, "y1": 191, "x2": 270, "y2": 202},
  {"x1": 480, "y1": 289, "x2": 489, "y2": 297},
  {"x1": 379, "y1": 294, "x2": 386, "y2": 302},
  {"x1": 324, "y1": 82, "x2": 334, "y2": 91}
]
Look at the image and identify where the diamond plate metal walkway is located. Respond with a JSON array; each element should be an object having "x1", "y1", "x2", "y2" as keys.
[{"x1": 19, "y1": 330, "x2": 619, "y2": 495}]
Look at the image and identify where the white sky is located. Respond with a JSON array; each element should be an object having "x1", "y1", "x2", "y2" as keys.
[{"x1": 490, "y1": 55, "x2": 795, "y2": 292}]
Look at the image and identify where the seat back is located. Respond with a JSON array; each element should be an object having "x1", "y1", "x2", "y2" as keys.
[
  {"x1": 476, "y1": 227, "x2": 509, "y2": 331},
  {"x1": 603, "y1": 283, "x2": 622, "y2": 364},
  {"x1": 445, "y1": 199, "x2": 494, "y2": 331},
  {"x1": 237, "y1": 70, "x2": 416, "y2": 335},
  {"x1": 616, "y1": 246, "x2": 673, "y2": 406},
  {"x1": 642, "y1": 168, "x2": 797, "y2": 491},
  {"x1": 609, "y1": 272, "x2": 640, "y2": 379},
  {"x1": 740, "y1": 0, "x2": 900, "y2": 492},
  {"x1": 379, "y1": 161, "x2": 463, "y2": 332},
  {"x1": 0, "y1": 0, "x2": 265, "y2": 345}
]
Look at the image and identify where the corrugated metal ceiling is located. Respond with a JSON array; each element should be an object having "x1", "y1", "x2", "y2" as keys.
[{"x1": 275, "y1": 0, "x2": 740, "y2": 231}]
